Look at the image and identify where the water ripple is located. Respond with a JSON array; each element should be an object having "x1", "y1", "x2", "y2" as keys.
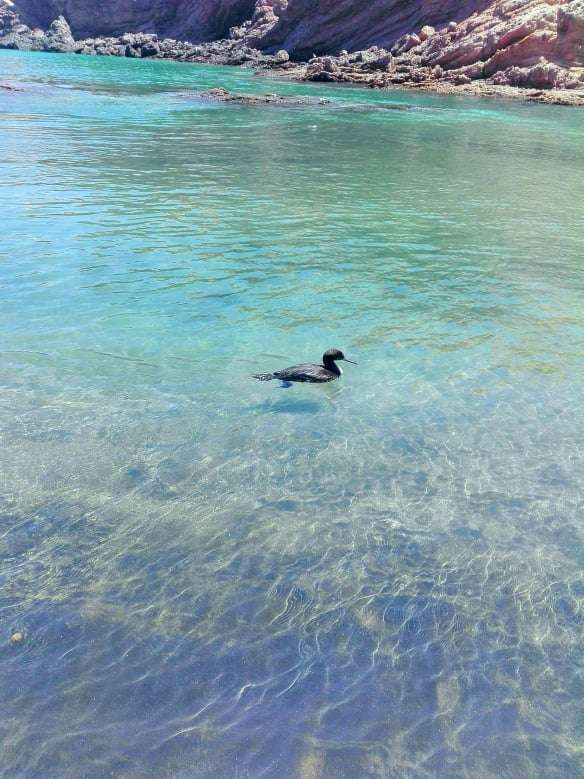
[{"x1": 0, "y1": 49, "x2": 583, "y2": 778}]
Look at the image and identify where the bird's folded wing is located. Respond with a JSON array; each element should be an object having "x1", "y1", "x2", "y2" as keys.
[{"x1": 275, "y1": 364, "x2": 320, "y2": 381}]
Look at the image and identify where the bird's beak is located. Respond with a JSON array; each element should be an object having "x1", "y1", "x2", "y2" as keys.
[{"x1": 344, "y1": 358, "x2": 357, "y2": 364}]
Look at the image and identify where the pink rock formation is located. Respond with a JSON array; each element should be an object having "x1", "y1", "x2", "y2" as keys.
[
  {"x1": 405, "y1": 0, "x2": 584, "y2": 88},
  {"x1": 298, "y1": 1, "x2": 584, "y2": 93}
]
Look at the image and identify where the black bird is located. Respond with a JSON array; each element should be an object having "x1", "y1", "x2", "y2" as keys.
[{"x1": 253, "y1": 348, "x2": 357, "y2": 385}]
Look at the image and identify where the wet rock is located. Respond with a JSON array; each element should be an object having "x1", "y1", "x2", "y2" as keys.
[
  {"x1": 306, "y1": 69, "x2": 340, "y2": 82},
  {"x1": 140, "y1": 41, "x2": 160, "y2": 58},
  {"x1": 197, "y1": 87, "x2": 332, "y2": 107}
]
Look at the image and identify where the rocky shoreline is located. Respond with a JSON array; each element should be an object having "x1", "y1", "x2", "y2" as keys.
[
  {"x1": 1, "y1": 1, "x2": 584, "y2": 107},
  {"x1": 288, "y1": 0, "x2": 584, "y2": 106},
  {"x1": 0, "y1": 8, "x2": 290, "y2": 69}
]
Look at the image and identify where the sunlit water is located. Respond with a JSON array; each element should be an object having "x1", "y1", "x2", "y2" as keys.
[{"x1": 1, "y1": 50, "x2": 583, "y2": 778}]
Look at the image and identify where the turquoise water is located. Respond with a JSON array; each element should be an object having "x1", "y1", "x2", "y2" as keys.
[{"x1": 1, "y1": 49, "x2": 584, "y2": 777}]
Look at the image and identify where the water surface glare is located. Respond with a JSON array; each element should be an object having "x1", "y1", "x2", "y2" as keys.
[{"x1": 1, "y1": 50, "x2": 584, "y2": 778}]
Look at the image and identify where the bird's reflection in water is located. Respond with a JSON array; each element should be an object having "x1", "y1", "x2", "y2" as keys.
[{"x1": 255, "y1": 380, "x2": 345, "y2": 414}]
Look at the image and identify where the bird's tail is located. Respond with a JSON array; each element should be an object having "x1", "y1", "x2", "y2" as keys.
[{"x1": 253, "y1": 372, "x2": 276, "y2": 381}]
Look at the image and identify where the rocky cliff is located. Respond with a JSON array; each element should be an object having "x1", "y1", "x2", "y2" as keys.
[
  {"x1": 298, "y1": 1, "x2": 584, "y2": 91},
  {"x1": 7, "y1": 0, "x2": 498, "y2": 53},
  {"x1": 257, "y1": 1, "x2": 496, "y2": 58},
  {"x1": 10, "y1": 0, "x2": 257, "y2": 42}
]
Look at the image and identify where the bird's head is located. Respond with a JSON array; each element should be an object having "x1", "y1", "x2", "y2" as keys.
[{"x1": 323, "y1": 348, "x2": 357, "y2": 364}]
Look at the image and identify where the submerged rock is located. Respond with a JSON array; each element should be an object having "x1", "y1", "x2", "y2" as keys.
[
  {"x1": 193, "y1": 87, "x2": 418, "y2": 111},
  {"x1": 197, "y1": 87, "x2": 331, "y2": 106}
]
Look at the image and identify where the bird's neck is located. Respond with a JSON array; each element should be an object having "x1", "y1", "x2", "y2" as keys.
[{"x1": 323, "y1": 358, "x2": 341, "y2": 376}]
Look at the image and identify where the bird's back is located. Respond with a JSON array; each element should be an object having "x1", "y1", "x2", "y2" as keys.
[{"x1": 274, "y1": 363, "x2": 336, "y2": 383}]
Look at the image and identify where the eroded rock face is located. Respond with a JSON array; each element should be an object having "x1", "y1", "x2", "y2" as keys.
[
  {"x1": 259, "y1": 0, "x2": 493, "y2": 58},
  {"x1": 409, "y1": 0, "x2": 584, "y2": 88},
  {"x1": 10, "y1": 0, "x2": 258, "y2": 42},
  {"x1": 5, "y1": 1, "x2": 503, "y2": 55}
]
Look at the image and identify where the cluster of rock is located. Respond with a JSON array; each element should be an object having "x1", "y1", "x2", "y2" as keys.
[
  {"x1": 0, "y1": 12, "x2": 77, "y2": 52},
  {"x1": 69, "y1": 32, "x2": 287, "y2": 68},
  {"x1": 0, "y1": 6, "x2": 290, "y2": 68},
  {"x1": 297, "y1": 1, "x2": 584, "y2": 93}
]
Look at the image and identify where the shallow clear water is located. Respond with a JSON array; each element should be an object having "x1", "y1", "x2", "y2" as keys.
[{"x1": 1, "y1": 50, "x2": 584, "y2": 777}]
